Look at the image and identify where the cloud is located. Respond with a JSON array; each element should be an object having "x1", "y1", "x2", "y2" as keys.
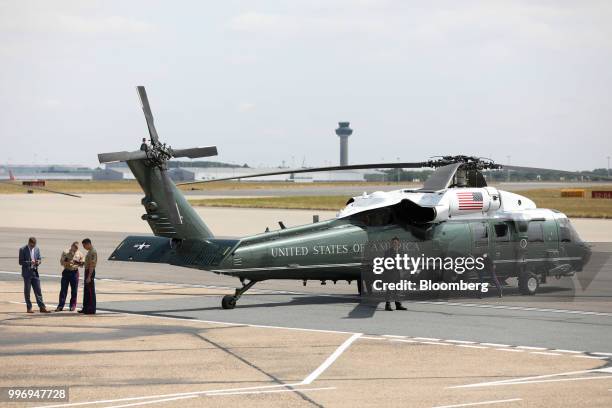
[
  {"x1": 57, "y1": 15, "x2": 154, "y2": 34},
  {"x1": 227, "y1": 11, "x2": 384, "y2": 36},
  {"x1": 238, "y1": 102, "x2": 256, "y2": 113}
]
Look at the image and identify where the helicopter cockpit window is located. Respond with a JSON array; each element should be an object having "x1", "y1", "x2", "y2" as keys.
[
  {"x1": 559, "y1": 218, "x2": 581, "y2": 243},
  {"x1": 527, "y1": 221, "x2": 544, "y2": 243},
  {"x1": 351, "y1": 208, "x2": 394, "y2": 227},
  {"x1": 494, "y1": 223, "x2": 510, "y2": 242}
]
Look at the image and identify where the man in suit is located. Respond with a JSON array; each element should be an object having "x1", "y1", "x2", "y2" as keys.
[{"x1": 18, "y1": 237, "x2": 50, "y2": 313}]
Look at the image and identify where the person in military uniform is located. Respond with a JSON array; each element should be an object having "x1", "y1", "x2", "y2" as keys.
[
  {"x1": 79, "y1": 238, "x2": 97, "y2": 315},
  {"x1": 383, "y1": 237, "x2": 407, "y2": 311},
  {"x1": 56, "y1": 241, "x2": 84, "y2": 312}
]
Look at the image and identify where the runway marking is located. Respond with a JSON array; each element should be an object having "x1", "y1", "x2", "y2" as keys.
[
  {"x1": 451, "y1": 369, "x2": 612, "y2": 388},
  {"x1": 207, "y1": 386, "x2": 336, "y2": 397},
  {"x1": 457, "y1": 344, "x2": 488, "y2": 349},
  {"x1": 411, "y1": 299, "x2": 612, "y2": 317},
  {"x1": 432, "y1": 398, "x2": 522, "y2": 408},
  {"x1": 531, "y1": 351, "x2": 561, "y2": 356},
  {"x1": 496, "y1": 348, "x2": 524, "y2": 353},
  {"x1": 414, "y1": 337, "x2": 441, "y2": 341},
  {"x1": 7, "y1": 300, "x2": 609, "y2": 364},
  {"x1": 479, "y1": 343, "x2": 509, "y2": 347},
  {"x1": 593, "y1": 352, "x2": 612, "y2": 356},
  {"x1": 552, "y1": 349, "x2": 583, "y2": 354},
  {"x1": 421, "y1": 341, "x2": 452, "y2": 346},
  {"x1": 574, "y1": 355, "x2": 608, "y2": 360},
  {"x1": 302, "y1": 332, "x2": 362, "y2": 384},
  {"x1": 361, "y1": 336, "x2": 386, "y2": 340},
  {"x1": 102, "y1": 395, "x2": 197, "y2": 408}
]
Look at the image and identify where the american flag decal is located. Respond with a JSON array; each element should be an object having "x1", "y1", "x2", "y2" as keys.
[{"x1": 456, "y1": 191, "x2": 484, "y2": 210}]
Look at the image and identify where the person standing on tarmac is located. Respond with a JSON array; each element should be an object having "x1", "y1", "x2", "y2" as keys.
[
  {"x1": 383, "y1": 237, "x2": 407, "y2": 311},
  {"x1": 481, "y1": 252, "x2": 503, "y2": 298},
  {"x1": 18, "y1": 237, "x2": 51, "y2": 314},
  {"x1": 79, "y1": 238, "x2": 97, "y2": 315},
  {"x1": 56, "y1": 241, "x2": 84, "y2": 312}
]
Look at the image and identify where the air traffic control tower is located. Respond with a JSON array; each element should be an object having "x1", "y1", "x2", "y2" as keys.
[{"x1": 335, "y1": 122, "x2": 352, "y2": 166}]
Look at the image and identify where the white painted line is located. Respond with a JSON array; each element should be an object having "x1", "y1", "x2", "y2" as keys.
[
  {"x1": 382, "y1": 334, "x2": 407, "y2": 339},
  {"x1": 445, "y1": 340, "x2": 476, "y2": 344},
  {"x1": 458, "y1": 344, "x2": 488, "y2": 349},
  {"x1": 33, "y1": 383, "x2": 301, "y2": 408},
  {"x1": 531, "y1": 351, "x2": 561, "y2": 356},
  {"x1": 390, "y1": 339, "x2": 418, "y2": 343},
  {"x1": 552, "y1": 349, "x2": 583, "y2": 354},
  {"x1": 412, "y1": 299, "x2": 612, "y2": 317},
  {"x1": 207, "y1": 387, "x2": 335, "y2": 397},
  {"x1": 482, "y1": 376, "x2": 612, "y2": 386},
  {"x1": 516, "y1": 346, "x2": 546, "y2": 350},
  {"x1": 479, "y1": 343, "x2": 509, "y2": 347},
  {"x1": 592, "y1": 352, "x2": 612, "y2": 356},
  {"x1": 103, "y1": 395, "x2": 197, "y2": 408},
  {"x1": 414, "y1": 337, "x2": 440, "y2": 341},
  {"x1": 361, "y1": 336, "x2": 386, "y2": 341},
  {"x1": 450, "y1": 369, "x2": 599, "y2": 388},
  {"x1": 496, "y1": 348, "x2": 524, "y2": 353},
  {"x1": 421, "y1": 341, "x2": 452, "y2": 346},
  {"x1": 574, "y1": 355, "x2": 608, "y2": 360},
  {"x1": 302, "y1": 333, "x2": 362, "y2": 385},
  {"x1": 432, "y1": 398, "x2": 522, "y2": 408}
]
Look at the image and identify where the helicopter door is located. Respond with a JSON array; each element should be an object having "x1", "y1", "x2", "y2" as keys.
[
  {"x1": 526, "y1": 220, "x2": 547, "y2": 273},
  {"x1": 491, "y1": 222, "x2": 515, "y2": 278}
]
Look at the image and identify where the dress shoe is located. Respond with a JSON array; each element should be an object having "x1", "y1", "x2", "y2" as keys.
[
  {"x1": 395, "y1": 302, "x2": 407, "y2": 311},
  {"x1": 39, "y1": 307, "x2": 51, "y2": 313},
  {"x1": 77, "y1": 309, "x2": 84, "y2": 313},
  {"x1": 385, "y1": 302, "x2": 393, "y2": 311},
  {"x1": 55, "y1": 307, "x2": 63, "y2": 312},
  {"x1": 26, "y1": 308, "x2": 34, "y2": 314},
  {"x1": 69, "y1": 306, "x2": 76, "y2": 312}
]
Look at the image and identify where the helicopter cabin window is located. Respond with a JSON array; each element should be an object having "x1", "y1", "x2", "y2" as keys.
[
  {"x1": 471, "y1": 222, "x2": 488, "y2": 247},
  {"x1": 527, "y1": 221, "x2": 544, "y2": 243},
  {"x1": 494, "y1": 223, "x2": 510, "y2": 242}
]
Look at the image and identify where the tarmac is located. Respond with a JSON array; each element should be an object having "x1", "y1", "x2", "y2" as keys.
[{"x1": 1, "y1": 193, "x2": 612, "y2": 407}]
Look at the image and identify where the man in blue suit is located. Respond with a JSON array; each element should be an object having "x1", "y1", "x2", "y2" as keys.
[{"x1": 18, "y1": 237, "x2": 50, "y2": 313}]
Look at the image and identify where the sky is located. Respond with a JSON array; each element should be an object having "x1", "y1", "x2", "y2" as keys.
[{"x1": 1, "y1": 0, "x2": 611, "y2": 171}]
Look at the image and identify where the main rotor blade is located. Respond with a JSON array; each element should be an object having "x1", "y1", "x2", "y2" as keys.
[
  {"x1": 136, "y1": 86, "x2": 160, "y2": 146},
  {"x1": 160, "y1": 169, "x2": 182, "y2": 225},
  {"x1": 177, "y1": 161, "x2": 430, "y2": 185},
  {"x1": 98, "y1": 150, "x2": 148, "y2": 164},
  {"x1": 0, "y1": 180, "x2": 81, "y2": 198},
  {"x1": 172, "y1": 146, "x2": 218, "y2": 159},
  {"x1": 502, "y1": 165, "x2": 612, "y2": 181}
]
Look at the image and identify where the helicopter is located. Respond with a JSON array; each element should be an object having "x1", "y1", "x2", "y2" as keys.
[{"x1": 90, "y1": 87, "x2": 602, "y2": 309}]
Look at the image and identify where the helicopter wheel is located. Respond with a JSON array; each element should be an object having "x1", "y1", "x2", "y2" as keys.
[
  {"x1": 221, "y1": 295, "x2": 237, "y2": 309},
  {"x1": 518, "y1": 270, "x2": 539, "y2": 296}
]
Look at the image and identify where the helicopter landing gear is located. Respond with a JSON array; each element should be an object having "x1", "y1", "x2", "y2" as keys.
[
  {"x1": 518, "y1": 270, "x2": 539, "y2": 296},
  {"x1": 222, "y1": 280, "x2": 258, "y2": 309}
]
